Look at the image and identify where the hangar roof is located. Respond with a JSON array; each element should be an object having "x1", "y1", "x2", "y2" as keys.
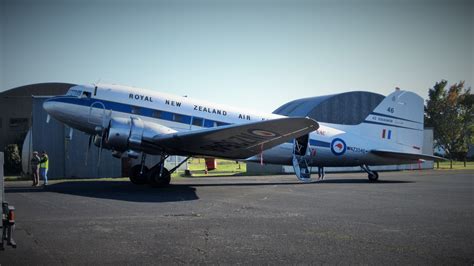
[
  {"x1": 273, "y1": 91, "x2": 385, "y2": 125},
  {"x1": 0, "y1": 82, "x2": 75, "y2": 98}
]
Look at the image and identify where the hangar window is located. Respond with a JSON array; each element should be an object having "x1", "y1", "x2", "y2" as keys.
[
  {"x1": 192, "y1": 117, "x2": 203, "y2": 127},
  {"x1": 9, "y1": 118, "x2": 28, "y2": 129},
  {"x1": 131, "y1": 107, "x2": 141, "y2": 114}
]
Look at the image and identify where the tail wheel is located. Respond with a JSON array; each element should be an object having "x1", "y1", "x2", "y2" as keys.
[
  {"x1": 148, "y1": 167, "x2": 171, "y2": 188},
  {"x1": 130, "y1": 165, "x2": 149, "y2": 185},
  {"x1": 368, "y1": 171, "x2": 379, "y2": 182}
]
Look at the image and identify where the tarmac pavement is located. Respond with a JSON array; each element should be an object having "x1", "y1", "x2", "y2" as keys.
[{"x1": 1, "y1": 170, "x2": 473, "y2": 264}]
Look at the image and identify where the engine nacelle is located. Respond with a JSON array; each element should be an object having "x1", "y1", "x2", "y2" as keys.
[{"x1": 105, "y1": 117, "x2": 176, "y2": 153}]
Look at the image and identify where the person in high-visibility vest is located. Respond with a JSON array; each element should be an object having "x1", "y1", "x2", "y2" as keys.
[{"x1": 39, "y1": 151, "x2": 49, "y2": 186}]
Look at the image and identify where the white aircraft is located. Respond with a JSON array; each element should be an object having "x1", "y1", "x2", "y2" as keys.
[{"x1": 43, "y1": 83, "x2": 441, "y2": 186}]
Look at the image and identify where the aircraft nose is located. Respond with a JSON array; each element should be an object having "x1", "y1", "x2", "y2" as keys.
[
  {"x1": 43, "y1": 97, "x2": 63, "y2": 118},
  {"x1": 43, "y1": 98, "x2": 55, "y2": 114}
]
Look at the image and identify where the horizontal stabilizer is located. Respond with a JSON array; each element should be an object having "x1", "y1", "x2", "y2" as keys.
[
  {"x1": 150, "y1": 117, "x2": 319, "y2": 159},
  {"x1": 371, "y1": 149, "x2": 446, "y2": 161}
]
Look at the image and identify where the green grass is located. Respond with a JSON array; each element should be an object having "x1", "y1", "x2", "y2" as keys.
[
  {"x1": 174, "y1": 158, "x2": 246, "y2": 177},
  {"x1": 3, "y1": 159, "x2": 247, "y2": 181},
  {"x1": 435, "y1": 161, "x2": 474, "y2": 170}
]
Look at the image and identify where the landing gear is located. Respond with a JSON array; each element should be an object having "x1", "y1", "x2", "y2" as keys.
[
  {"x1": 361, "y1": 164, "x2": 379, "y2": 182},
  {"x1": 129, "y1": 154, "x2": 191, "y2": 187},
  {"x1": 368, "y1": 171, "x2": 379, "y2": 182},
  {"x1": 147, "y1": 164, "x2": 171, "y2": 188},
  {"x1": 129, "y1": 165, "x2": 149, "y2": 184}
]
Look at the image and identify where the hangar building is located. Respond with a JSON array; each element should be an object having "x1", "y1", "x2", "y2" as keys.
[{"x1": 0, "y1": 83, "x2": 73, "y2": 151}]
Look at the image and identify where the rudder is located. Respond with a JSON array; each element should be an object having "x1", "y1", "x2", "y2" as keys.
[{"x1": 361, "y1": 89, "x2": 424, "y2": 153}]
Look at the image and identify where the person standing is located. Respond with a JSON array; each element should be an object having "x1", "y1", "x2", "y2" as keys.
[
  {"x1": 39, "y1": 151, "x2": 49, "y2": 186},
  {"x1": 30, "y1": 151, "x2": 40, "y2": 186}
]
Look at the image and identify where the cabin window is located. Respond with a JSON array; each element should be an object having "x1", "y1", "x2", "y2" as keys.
[
  {"x1": 152, "y1": 110, "x2": 162, "y2": 119},
  {"x1": 131, "y1": 107, "x2": 141, "y2": 114},
  {"x1": 173, "y1": 114, "x2": 182, "y2": 122},
  {"x1": 204, "y1": 119, "x2": 216, "y2": 128},
  {"x1": 192, "y1": 117, "x2": 203, "y2": 127}
]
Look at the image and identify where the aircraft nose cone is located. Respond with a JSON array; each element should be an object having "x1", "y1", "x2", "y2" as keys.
[
  {"x1": 43, "y1": 98, "x2": 62, "y2": 118},
  {"x1": 43, "y1": 99, "x2": 55, "y2": 114}
]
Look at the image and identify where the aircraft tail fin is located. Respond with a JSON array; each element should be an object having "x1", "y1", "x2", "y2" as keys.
[{"x1": 359, "y1": 89, "x2": 425, "y2": 153}]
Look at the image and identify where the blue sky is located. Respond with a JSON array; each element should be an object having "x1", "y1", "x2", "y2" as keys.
[{"x1": 1, "y1": 0, "x2": 472, "y2": 113}]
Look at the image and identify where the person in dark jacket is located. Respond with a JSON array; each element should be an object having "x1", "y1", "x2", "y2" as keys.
[{"x1": 30, "y1": 151, "x2": 40, "y2": 186}]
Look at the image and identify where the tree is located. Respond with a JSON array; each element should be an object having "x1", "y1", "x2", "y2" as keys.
[
  {"x1": 425, "y1": 80, "x2": 473, "y2": 168},
  {"x1": 4, "y1": 144, "x2": 22, "y2": 175}
]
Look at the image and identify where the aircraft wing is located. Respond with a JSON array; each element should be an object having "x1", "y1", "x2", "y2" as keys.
[
  {"x1": 147, "y1": 117, "x2": 319, "y2": 159},
  {"x1": 371, "y1": 149, "x2": 446, "y2": 161}
]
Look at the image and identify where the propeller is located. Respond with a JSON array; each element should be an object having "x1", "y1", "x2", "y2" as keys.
[
  {"x1": 84, "y1": 134, "x2": 93, "y2": 166},
  {"x1": 96, "y1": 111, "x2": 111, "y2": 169},
  {"x1": 97, "y1": 131, "x2": 104, "y2": 168}
]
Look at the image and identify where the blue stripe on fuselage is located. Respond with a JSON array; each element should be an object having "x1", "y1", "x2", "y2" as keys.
[
  {"x1": 310, "y1": 139, "x2": 330, "y2": 148},
  {"x1": 47, "y1": 96, "x2": 231, "y2": 128}
]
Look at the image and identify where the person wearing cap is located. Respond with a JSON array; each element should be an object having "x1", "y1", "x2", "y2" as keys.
[
  {"x1": 30, "y1": 151, "x2": 40, "y2": 186},
  {"x1": 39, "y1": 151, "x2": 49, "y2": 186}
]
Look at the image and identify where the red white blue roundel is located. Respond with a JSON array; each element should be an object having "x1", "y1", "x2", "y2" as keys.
[
  {"x1": 249, "y1": 129, "x2": 277, "y2": 138},
  {"x1": 331, "y1": 138, "x2": 346, "y2": 156}
]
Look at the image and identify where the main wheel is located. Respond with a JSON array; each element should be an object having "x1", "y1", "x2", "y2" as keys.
[
  {"x1": 368, "y1": 171, "x2": 379, "y2": 182},
  {"x1": 130, "y1": 165, "x2": 149, "y2": 185},
  {"x1": 148, "y1": 167, "x2": 171, "y2": 187}
]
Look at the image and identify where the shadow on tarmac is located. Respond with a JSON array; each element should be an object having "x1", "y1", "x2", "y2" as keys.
[
  {"x1": 5, "y1": 181, "x2": 199, "y2": 203},
  {"x1": 183, "y1": 178, "x2": 414, "y2": 187},
  {"x1": 4, "y1": 178, "x2": 413, "y2": 202}
]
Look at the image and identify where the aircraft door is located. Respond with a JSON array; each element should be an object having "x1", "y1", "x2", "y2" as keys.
[
  {"x1": 294, "y1": 134, "x2": 309, "y2": 156},
  {"x1": 292, "y1": 134, "x2": 312, "y2": 182},
  {"x1": 89, "y1": 101, "x2": 110, "y2": 128}
]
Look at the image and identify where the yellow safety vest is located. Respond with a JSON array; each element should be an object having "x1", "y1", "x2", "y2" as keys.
[{"x1": 40, "y1": 155, "x2": 49, "y2": 169}]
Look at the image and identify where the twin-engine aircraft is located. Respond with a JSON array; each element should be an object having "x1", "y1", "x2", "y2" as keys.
[{"x1": 43, "y1": 83, "x2": 441, "y2": 187}]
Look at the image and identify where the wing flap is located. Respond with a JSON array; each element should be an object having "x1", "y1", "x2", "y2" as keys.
[
  {"x1": 150, "y1": 117, "x2": 318, "y2": 159},
  {"x1": 371, "y1": 149, "x2": 446, "y2": 161}
]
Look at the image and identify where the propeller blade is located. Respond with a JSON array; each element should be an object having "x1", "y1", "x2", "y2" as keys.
[
  {"x1": 85, "y1": 134, "x2": 93, "y2": 166},
  {"x1": 97, "y1": 128, "x2": 107, "y2": 169}
]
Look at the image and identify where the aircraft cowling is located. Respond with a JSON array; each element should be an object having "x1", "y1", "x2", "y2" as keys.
[{"x1": 105, "y1": 117, "x2": 176, "y2": 153}]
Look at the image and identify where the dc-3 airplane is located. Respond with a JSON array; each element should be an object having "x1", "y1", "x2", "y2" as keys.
[{"x1": 43, "y1": 83, "x2": 442, "y2": 187}]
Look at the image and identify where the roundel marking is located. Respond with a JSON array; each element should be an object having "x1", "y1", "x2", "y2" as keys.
[
  {"x1": 331, "y1": 138, "x2": 346, "y2": 156},
  {"x1": 249, "y1": 129, "x2": 277, "y2": 138}
]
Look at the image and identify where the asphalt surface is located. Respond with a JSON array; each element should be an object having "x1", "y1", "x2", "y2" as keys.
[{"x1": 1, "y1": 170, "x2": 473, "y2": 264}]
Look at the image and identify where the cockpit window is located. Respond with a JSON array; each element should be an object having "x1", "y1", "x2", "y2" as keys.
[
  {"x1": 80, "y1": 91, "x2": 91, "y2": 99},
  {"x1": 66, "y1": 88, "x2": 82, "y2": 97}
]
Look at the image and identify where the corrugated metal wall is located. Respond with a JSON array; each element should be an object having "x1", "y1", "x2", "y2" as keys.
[
  {"x1": 274, "y1": 91, "x2": 384, "y2": 125},
  {"x1": 1, "y1": 152, "x2": 4, "y2": 202},
  {"x1": 32, "y1": 97, "x2": 122, "y2": 179},
  {"x1": 309, "y1": 91, "x2": 384, "y2": 125}
]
